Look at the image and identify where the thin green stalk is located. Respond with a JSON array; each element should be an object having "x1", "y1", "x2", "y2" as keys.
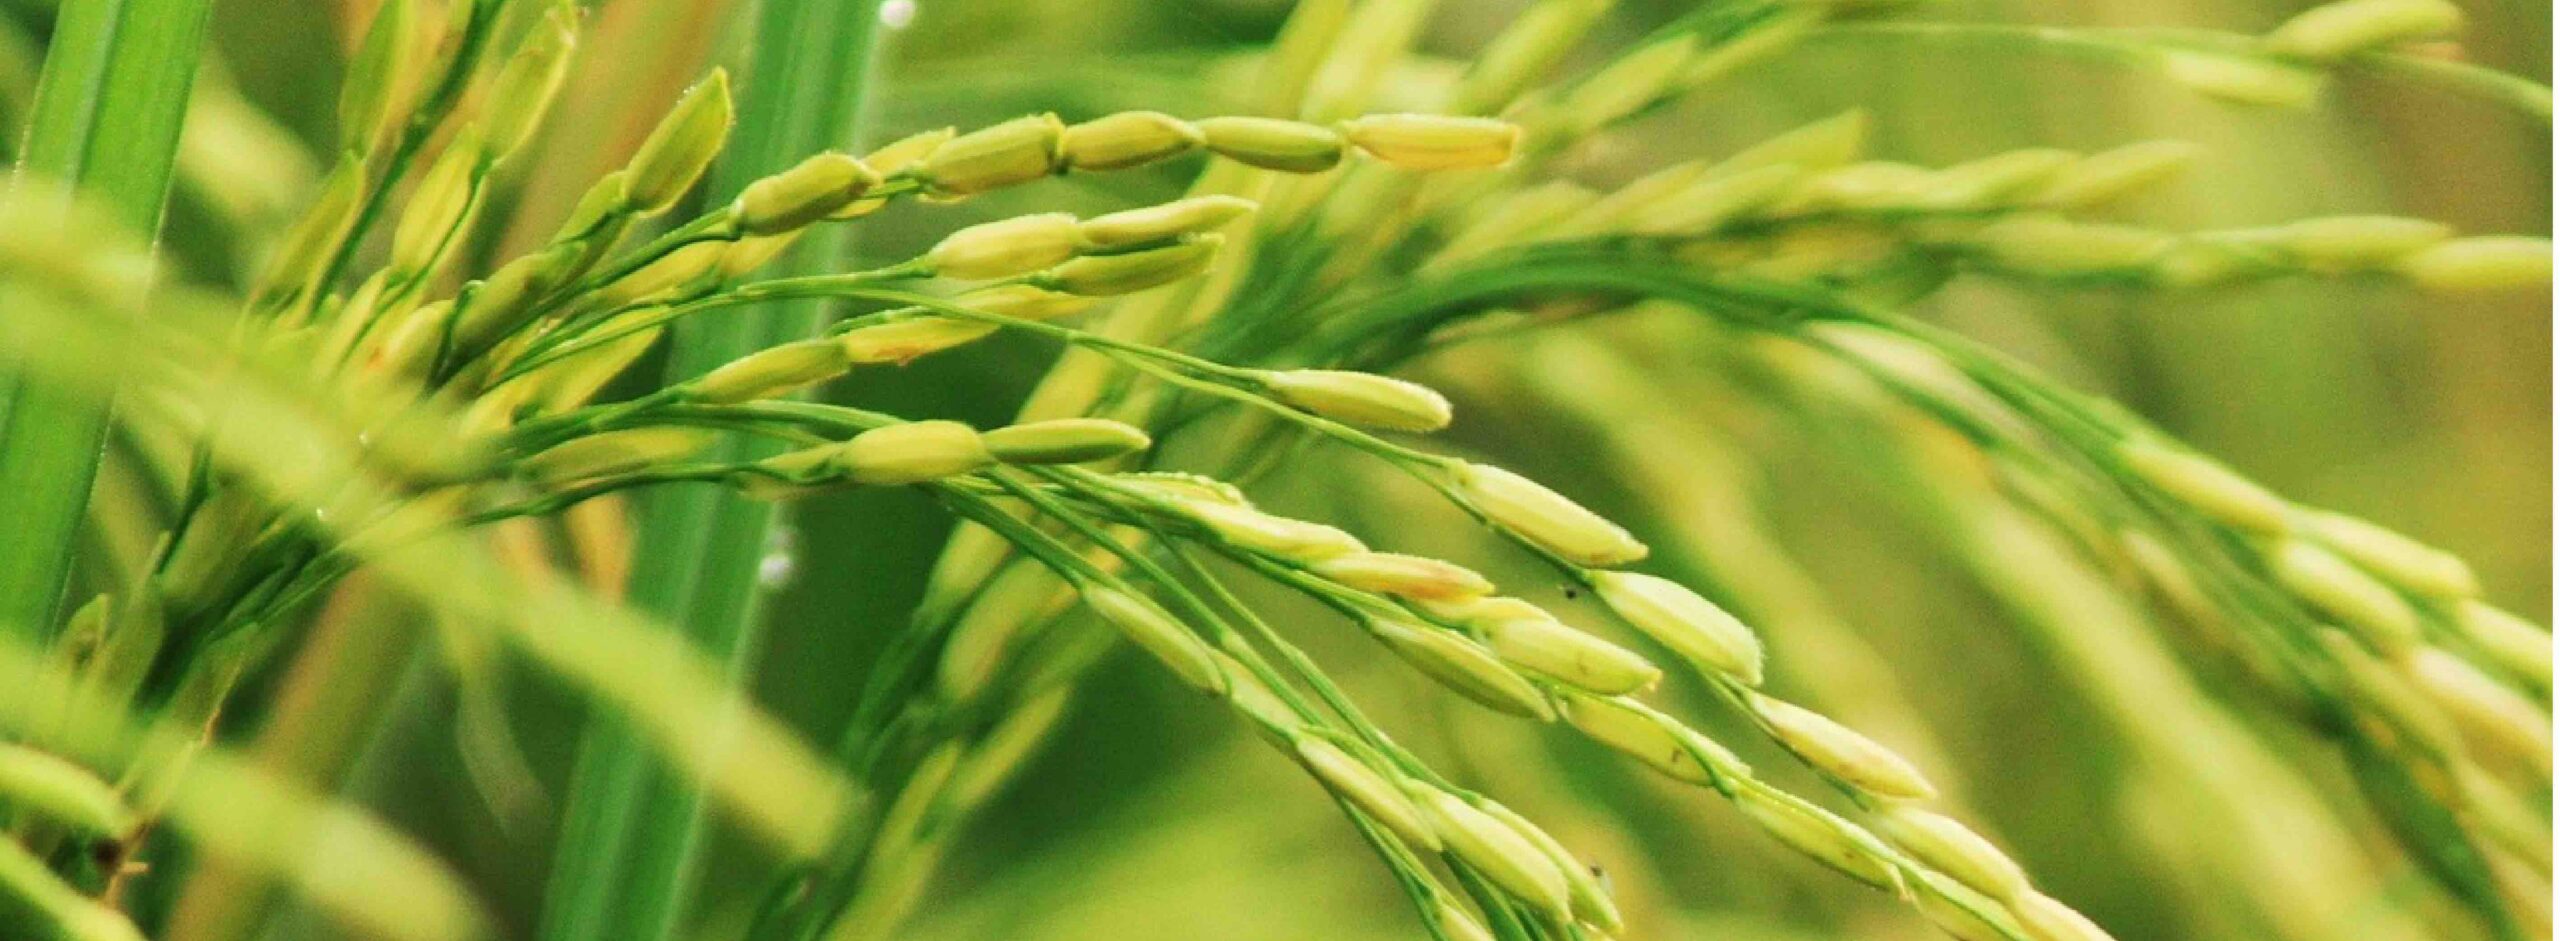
[
  {"x1": 542, "y1": 3, "x2": 887, "y2": 941},
  {"x1": 0, "y1": 0, "x2": 214, "y2": 638}
]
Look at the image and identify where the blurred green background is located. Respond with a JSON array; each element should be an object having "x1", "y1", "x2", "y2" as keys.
[{"x1": 17, "y1": 1, "x2": 2543, "y2": 939}]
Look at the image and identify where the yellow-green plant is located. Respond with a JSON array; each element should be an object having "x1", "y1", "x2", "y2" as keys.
[{"x1": 0, "y1": 1, "x2": 2544, "y2": 941}]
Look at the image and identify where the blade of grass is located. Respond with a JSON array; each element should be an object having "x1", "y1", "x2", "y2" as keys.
[
  {"x1": 542, "y1": 3, "x2": 887, "y2": 940},
  {"x1": 0, "y1": 0, "x2": 214, "y2": 638}
]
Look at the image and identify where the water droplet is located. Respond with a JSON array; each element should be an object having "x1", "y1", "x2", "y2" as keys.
[
  {"x1": 758, "y1": 523, "x2": 800, "y2": 588},
  {"x1": 879, "y1": 0, "x2": 917, "y2": 29}
]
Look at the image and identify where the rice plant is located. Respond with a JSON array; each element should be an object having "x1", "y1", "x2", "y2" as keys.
[{"x1": 0, "y1": 1, "x2": 2546, "y2": 940}]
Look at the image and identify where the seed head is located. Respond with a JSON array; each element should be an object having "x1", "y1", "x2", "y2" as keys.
[
  {"x1": 2395, "y1": 236, "x2": 2553, "y2": 292},
  {"x1": 2118, "y1": 440, "x2": 2292, "y2": 535},
  {"x1": 952, "y1": 284, "x2": 1096, "y2": 322},
  {"x1": 1449, "y1": 0, "x2": 1616, "y2": 115},
  {"x1": 2160, "y1": 51, "x2": 2321, "y2": 107},
  {"x1": 1222, "y1": 659, "x2": 1299, "y2": 729},
  {"x1": 1118, "y1": 472, "x2": 1248, "y2": 507},
  {"x1": 451, "y1": 243, "x2": 577, "y2": 353},
  {"x1": 935, "y1": 560, "x2": 1077, "y2": 701},
  {"x1": 1428, "y1": 900, "x2": 1496, "y2": 941},
  {"x1": 1628, "y1": 162, "x2": 1803, "y2": 235},
  {"x1": 690, "y1": 338, "x2": 852, "y2": 404},
  {"x1": 555, "y1": 170, "x2": 633, "y2": 242},
  {"x1": 735, "y1": 153, "x2": 880, "y2": 235},
  {"x1": 2013, "y1": 891, "x2": 2120, "y2": 941},
  {"x1": 1262, "y1": 368, "x2": 1453, "y2": 432},
  {"x1": 1451, "y1": 463, "x2": 1645, "y2": 566},
  {"x1": 720, "y1": 231, "x2": 806, "y2": 279},
  {"x1": 980, "y1": 417, "x2": 1152, "y2": 464},
  {"x1": 2265, "y1": 215, "x2": 2451, "y2": 270},
  {"x1": 1752, "y1": 693, "x2": 1937, "y2": 800},
  {"x1": 598, "y1": 239, "x2": 728, "y2": 308},
  {"x1": 920, "y1": 113, "x2": 1066, "y2": 195},
  {"x1": 1435, "y1": 181, "x2": 1597, "y2": 263},
  {"x1": 1591, "y1": 571, "x2": 1763, "y2": 684},
  {"x1": 2450, "y1": 600, "x2": 2552, "y2": 691},
  {"x1": 1082, "y1": 586, "x2": 1228, "y2": 695},
  {"x1": 2263, "y1": 0, "x2": 2463, "y2": 62},
  {"x1": 1915, "y1": 884, "x2": 2019, "y2": 941},
  {"x1": 927, "y1": 213, "x2": 1086, "y2": 280},
  {"x1": 1477, "y1": 607, "x2": 1659, "y2": 695},
  {"x1": 1720, "y1": 109, "x2": 1870, "y2": 176},
  {"x1": 1907, "y1": 149, "x2": 2077, "y2": 212},
  {"x1": 1309, "y1": 552, "x2": 1493, "y2": 601},
  {"x1": 842, "y1": 420, "x2": 994, "y2": 485},
  {"x1": 1417, "y1": 790, "x2": 1574, "y2": 920},
  {"x1": 389, "y1": 129, "x2": 485, "y2": 276},
  {"x1": 337, "y1": 0, "x2": 418, "y2": 154},
  {"x1": 1293, "y1": 737, "x2": 1441, "y2": 852},
  {"x1": 2302, "y1": 510, "x2": 2478, "y2": 600},
  {"x1": 2406, "y1": 646, "x2": 2552, "y2": 771},
  {"x1": 257, "y1": 160, "x2": 365, "y2": 305},
  {"x1": 1473, "y1": 797, "x2": 1622, "y2": 932},
  {"x1": 1039, "y1": 235, "x2": 1221, "y2": 296},
  {"x1": 1559, "y1": 36, "x2": 1695, "y2": 132},
  {"x1": 2268, "y1": 539, "x2": 2422, "y2": 656},
  {"x1": 2318, "y1": 630, "x2": 2462, "y2": 754},
  {"x1": 1561, "y1": 694, "x2": 1729, "y2": 785},
  {"x1": 485, "y1": 7, "x2": 579, "y2": 157},
  {"x1": 1196, "y1": 116, "x2": 1346, "y2": 173},
  {"x1": 1340, "y1": 114, "x2": 1520, "y2": 170},
  {"x1": 1062, "y1": 111, "x2": 1205, "y2": 171},
  {"x1": 1077, "y1": 195, "x2": 1257, "y2": 249},
  {"x1": 829, "y1": 127, "x2": 955, "y2": 220},
  {"x1": 1734, "y1": 788, "x2": 1902, "y2": 889},
  {"x1": 864, "y1": 126, "x2": 957, "y2": 178},
  {"x1": 1369, "y1": 617, "x2": 1553, "y2": 719},
  {"x1": 2030, "y1": 140, "x2": 2200, "y2": 209},
  {"x1": 1178, "y1": 499, "x2": 1366, "y2": 561},
  {"x1": 1875, "y1": 807, "x2": 2028, "y2": 902},
  {"x1": 520, "y1": 428, "x2": 714, "y2": 484},
  {"x1": 1973, "y1": 216, "x2": 2177, "y2": 277},
  {"x1": 623, "y1": 70, "x2": 735, "y2": 213},
  {"x1": 1772, "y1": 160, "x2": 1935, "y2": 216},
  {"x1": 839, "y1": 318, "x2": 1001, "y2": 364}
]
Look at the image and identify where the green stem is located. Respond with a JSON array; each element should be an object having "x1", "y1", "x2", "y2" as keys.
[
  {"x1": 0, "y1": 0, "x2": 214, "y2": 639},
  {"x1": 541, "y1": 4, "x2": 888, "y2": 941}
]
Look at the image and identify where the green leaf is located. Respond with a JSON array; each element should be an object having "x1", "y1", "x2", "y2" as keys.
[
  {"x1": 542, "y1": 4, "x2": 889, "y2": 941},
  {"x1": 0, "y1": 0, "x2": 215, "y2": 638}
]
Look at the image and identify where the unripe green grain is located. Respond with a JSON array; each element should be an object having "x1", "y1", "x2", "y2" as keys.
[
  {"x1": 840, "y1": 318, "x2": 1001, "y2": 364},
  {"x1": 928, "y1": 213, "x2": 1085, "y2": 280},
  {"x1": 920, "y1": 114, "x2": 1066, "y2": 195},
  {"x1": 1417, "y1": 790, "x2": 1574, "y2": 920},
  {"x1": 1369, "y1": 617, "x2": 1554, "y2": 719},
  {"x1": 1083, "y1": 586, "x2": 1228, "y2": 695},
  {"x1": 1262, "y1": 368, "x2": 1453, "y2": 432},
  {"x1": 1040, "y1": 235, "x2": 1221, "y2": 295},
  {"x1": 735, "y1": 153, "x2": 879, "y2": 235},
  {"x1": 1752, "y1": 693, "x2": 1938, "y2": 801},
  {"x1": 980, "y1": 418, "x2": 1152, "y2": 464},
  {"x1": 690, "y1": 338, "x2": 852, "y2": 404},
  {"x1": 1197, "y1": 117, "x2": 1345, "y2": 173},
  {"x1": 842, "y1": 420, "x2": 994, "y2": 485},
  {"x1": 1061, "y1": 111, "x2": 1203, "y2": 171},
  {"x1": 1591, "y1": 571, "x2": 1763, "y2": 684},
  {"x1": 623, "y1": 70, "x2": 734, "y2": 213},
  {"x1": 1077, "y1": 196, "x2": 1256, "y2": 249},
  {"x1": 1451, "y1": 463, "x2": 1646, "y2": 566}
]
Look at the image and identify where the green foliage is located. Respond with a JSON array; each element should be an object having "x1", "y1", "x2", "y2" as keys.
[{"x1": 0, "y1": 2, "x2": 2546, "y2": 941}]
